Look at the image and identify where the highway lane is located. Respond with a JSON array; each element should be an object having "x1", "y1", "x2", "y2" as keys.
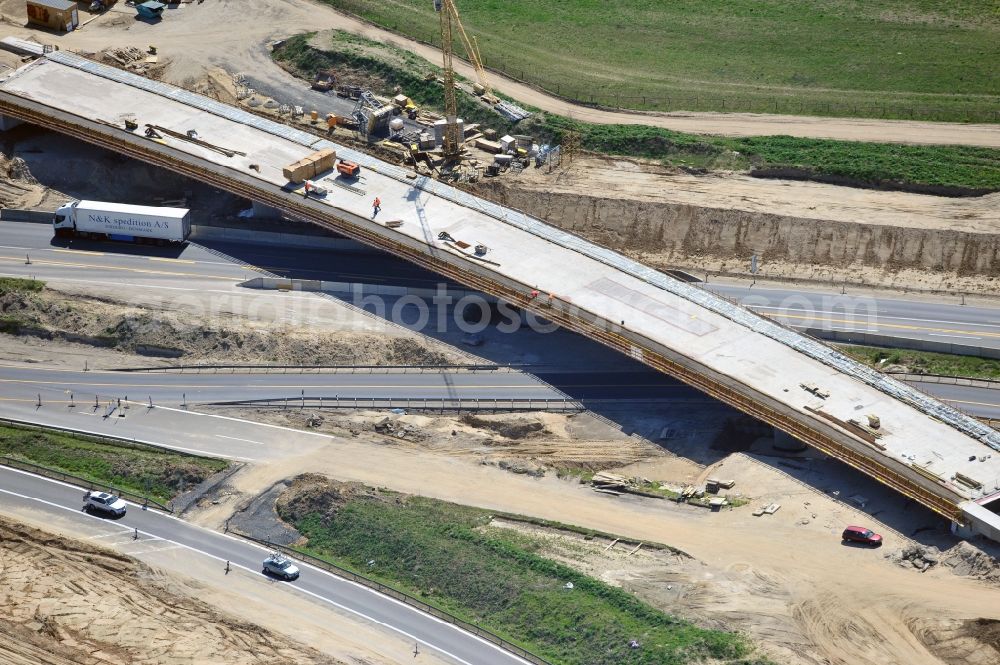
[
  {"x1": 0, "y1": 466, "x2": 528, "y2": 665},
  {"x1": 3, "y1": 361, "x2": 996, "y2": 419},
  {"x1": 0, "y1": 220, "x2": 450, "y2": 288},
  {"x1": 910, "y1": 381, "x2": 1000, "y2": 420},
  {"x1": 707, "y1": 282, "x2": 1000, "y2": 350},
  {"x1": 0, "y1": 365, "x2": 570, "y2": 405},
  {"x1": 0, "y1": 365, "x2": 710, "y2": 403},
  {"x1": 6, "y1": 221, "x2": 1000, "y2": 350}
]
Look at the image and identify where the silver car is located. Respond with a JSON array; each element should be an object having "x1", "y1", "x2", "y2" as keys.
[
  {"x1": 83, "y1": 491, "x2": 127, "y2": 517},
  {"x1": 262, "y1": 553, "x2": 300, "y2": 580}
]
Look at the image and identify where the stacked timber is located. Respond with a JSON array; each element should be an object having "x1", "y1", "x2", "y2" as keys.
[
  {"x1": 283, "y1": 148, "x2": 336, "y2": 183},
  {"x1": 591, "y1": 471, "x2": 630, "y2": 495}
]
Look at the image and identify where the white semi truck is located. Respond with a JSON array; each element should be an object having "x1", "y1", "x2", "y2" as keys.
[{"x1": 53, "y1": 200, "x2": 191, "y2": 244}]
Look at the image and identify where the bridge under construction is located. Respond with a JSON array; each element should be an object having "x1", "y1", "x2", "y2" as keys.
[{"x1": 2, "y1": 52, "x2": 999, "y2": 541}]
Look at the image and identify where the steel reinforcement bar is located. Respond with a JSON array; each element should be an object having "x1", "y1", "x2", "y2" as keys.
[{"x1": 0, "y1": 94, "x2": 965, "y2": 523}]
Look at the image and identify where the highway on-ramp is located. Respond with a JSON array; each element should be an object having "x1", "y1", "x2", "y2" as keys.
[{"x1": 0, "y1": 465, "x2": 528, "y2": 665}]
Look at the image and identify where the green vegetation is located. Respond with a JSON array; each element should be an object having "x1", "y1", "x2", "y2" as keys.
[
  {"x1": 276, "y1": 32, "x2": 1000, "y2": 193},
  {"x1": 275, "y1": 31, "x2": 518, "y2": 134},
  {"x1": 840, "y1": 345, "x2": 1000, "y2": 381},
  {"x1": 320, "y1": 0, "x2": 999, "y2": 123},
  {"x1": 279, "y1": 483, "x2": 759, "y2": 664},
  {"x1": 0, "y1": 277, "x2": 44, "y2": 294},
  {"x1": 0, "y1": 424, "x2": 229, "y2": 503}
]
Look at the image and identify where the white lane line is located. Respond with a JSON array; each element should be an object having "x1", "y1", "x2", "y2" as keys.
[
  {"x1": 120, "y1": 543, "x2": 184, "y2": 556},
  {"x1": 755, "y1": 305, "x2": 1000, "y2": 330},
  {"x1": 151, "y1": 404, "x2": 333, "y2": 439},
  {"x1": 928, "y1": 333, "x2": 982, "y2": 340},
  {"x1": 0, "y1": 480, "x2": 520, "y2": 665},
  {"x1": 216, "y1": 434, "x2": 264, "y2": 445},
  {"x1": 0, "y1": 415, "x2": 255, "y2": 461}
]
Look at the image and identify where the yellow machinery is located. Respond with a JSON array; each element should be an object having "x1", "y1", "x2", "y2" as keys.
[{"x1": 433, "y1": 0, "x2": 496, "y2": 158}]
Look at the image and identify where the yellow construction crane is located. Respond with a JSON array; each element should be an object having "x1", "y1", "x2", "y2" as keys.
[{"x1": 434, "y1": 0, "x2": 496, "y2": 158}]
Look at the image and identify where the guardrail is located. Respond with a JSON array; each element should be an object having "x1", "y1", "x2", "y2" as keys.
[
  {"x1": 114, "y1": 363, "x2": 510, "y2": 374},
  {"x1": 0, "y1": 455, "x2": 172, "y2": 512},
  {"x1": 235, "y1": 532, "x2": 551, "y2": 665},
  {"x1": 211, "y1": 395, "x2": 584, "y2": 414},
  {"x1": 890, "y1": 373, "x2": 1000, "y2": 390}
]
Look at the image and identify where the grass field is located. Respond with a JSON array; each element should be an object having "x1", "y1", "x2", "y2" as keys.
[
  {"x1": 840, "y1": 345, "x2": 1000, "y2": 381},
  {"x1": 279, "y1": 481, "x2": 763, "y2": 664},
  {"x1": 0, "y1": 424, "x2": 229, "y2": 503},
  {"x1": 0, "y1": 277, "x2": 44, "y2": 294},
  {"x1": 276, "y1": 32, "x2": 1000, "y2": 192},
  {"x1": 320, "y1": 0, "x2": 1000, "y2": 122}
]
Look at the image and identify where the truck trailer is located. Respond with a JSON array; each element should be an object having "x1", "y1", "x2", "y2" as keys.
[{"x1": 53, "y1": 200, "x2": 191, "y2": 244}]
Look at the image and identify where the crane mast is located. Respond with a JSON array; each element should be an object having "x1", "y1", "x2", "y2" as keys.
[
  {"x1": 435, "y1": 0, "x2": 463, "y2": 157},
  {"x1": 435, "y1": 0, "x2": 496, "y2": 157}
]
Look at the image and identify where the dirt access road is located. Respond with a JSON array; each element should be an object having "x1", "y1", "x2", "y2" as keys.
[{"x1": 4, "y1": 0, "x2": 998, "y2": 147}]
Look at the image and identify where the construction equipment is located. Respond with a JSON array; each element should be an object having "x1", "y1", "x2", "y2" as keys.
[
  {"x1": 312, "y1": 69, "x2": 336, "y2": 92},
  {"x1": 352, "y1": 89, "x2": 394, "y2": 136},
  {"x1": 433, "y1": 0, "x2": 463, "y2": 158},
  {"x1": 135, "y1": 0, "x2": 165, "y2": 20},
  {"x1": 434, "y1": 0, "x2": 495, "y2": 104},
  {"x1": 336, "y1": 160, "x2": 361, "y2": 178}
]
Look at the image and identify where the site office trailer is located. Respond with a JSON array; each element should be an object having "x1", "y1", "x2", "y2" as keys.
[{"x1": 26, "y1": 0, "x2": 79, "y2": 32}]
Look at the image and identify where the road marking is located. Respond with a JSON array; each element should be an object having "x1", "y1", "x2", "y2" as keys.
[
  {"x1": 753, "y1": 305, "x2": 1000, "y2": 331},
  {"x1": 771, "y1": 311, "x2": 1000, "y2": 340},
  {"x1": 216, "y1": 434, "x2": 264, "y2": 445},
  {"x1": 53, "y1": 248, "x2": 105, "y2": 256},
  {"x1": 928, "y1": 333, "x2": 982, "y2": 340},
  {"x1": 0, "y1": 414, "x2": 255, "y2": 461},
  {"x1": 149, "y1": 257, "x2": 196, "y2": 264},
  {"x1": 937, "y1": 398, "x2": 1000, "y2": 409},
  {"x1": 0, "y1": 254, "x2": 243, "y2": 280},
  {"x1": 0, "y1": 478, "x2": 518, "y2": 665}
]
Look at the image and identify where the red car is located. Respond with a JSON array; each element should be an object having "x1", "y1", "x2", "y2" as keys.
[{"x1": 842, "y1": 526, "x2": 883, "y2": 546}]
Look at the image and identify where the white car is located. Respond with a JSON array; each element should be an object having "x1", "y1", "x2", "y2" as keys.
[
  {"x1": 262, "y1": 553, "x2": 300, "y2": 581},
  {"x1": 83, "y1": 491, "x2": 127, "y2": 517}
]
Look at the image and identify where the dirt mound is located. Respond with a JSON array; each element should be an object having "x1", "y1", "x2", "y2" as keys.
[
  {"x1": 0, "y1": 516, "x2": 339, "y2": 665},
  {"x1": 941, "y1": 541, "x2": 1000, "y2": 584},
  {"x1": 0, "y1": 287, "x2": 457, "y2": 366},
  {"x1": 887, "y1": 544, "x2": 941, "y2": 572},
  {"x1": 908, "y1": 616, "x2": 1000, "y2": 665},
  {"x1": 275, "y1": 474, "x2": 385, "y2": 525},
  {"x1": 460, "y1": 414, "x2": 549, "y2": 439},
  {"x1": 3, "y1": 155, "x2": 37, "y2": 184}
]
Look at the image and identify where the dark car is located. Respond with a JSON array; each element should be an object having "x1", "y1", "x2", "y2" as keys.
[{"x1": 842, "y1": 525, "x2": 883, "y2": 546}]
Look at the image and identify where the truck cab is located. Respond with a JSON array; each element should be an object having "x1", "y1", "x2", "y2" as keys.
[{"x1": 52, "y1": 201, "x2": 77, "y2": 237}]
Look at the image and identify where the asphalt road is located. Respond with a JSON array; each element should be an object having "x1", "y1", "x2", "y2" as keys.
[
  {"x1": 707, "y1": 282, "x2": 1000, "y2": 351},
  {"x1": 5, "y1": 222, "x2": 999, "y2": 350},
  {"x1": 0, "y1": 466, "x2": 527, "y2": 665},
  {"x1": 2, "y1": 221, "x2": 999, "y2": 418}
]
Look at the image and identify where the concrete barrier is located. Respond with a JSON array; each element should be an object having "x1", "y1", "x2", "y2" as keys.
[
  {"x1": 0, "y1": 208, "x2": 52, "y2": 223},
  {"x1": 804, "y1": 328, "x2": 1000, "y2": 360}
]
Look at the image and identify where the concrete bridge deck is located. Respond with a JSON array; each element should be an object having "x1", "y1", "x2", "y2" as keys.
[{"x1": 1, "y1": 52, "x2": 999, "y2": 538}]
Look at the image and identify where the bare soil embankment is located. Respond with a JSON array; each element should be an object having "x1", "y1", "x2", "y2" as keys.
[
  {"x1": 0, "y1": 284, "x2": 460, "y2": 366},
  {"x1": 474, "y1": 156, "x2": 1000, "y2": 293},
  {"x1": 0, "y1": 516, "x2": 340, "y2": 665}
]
